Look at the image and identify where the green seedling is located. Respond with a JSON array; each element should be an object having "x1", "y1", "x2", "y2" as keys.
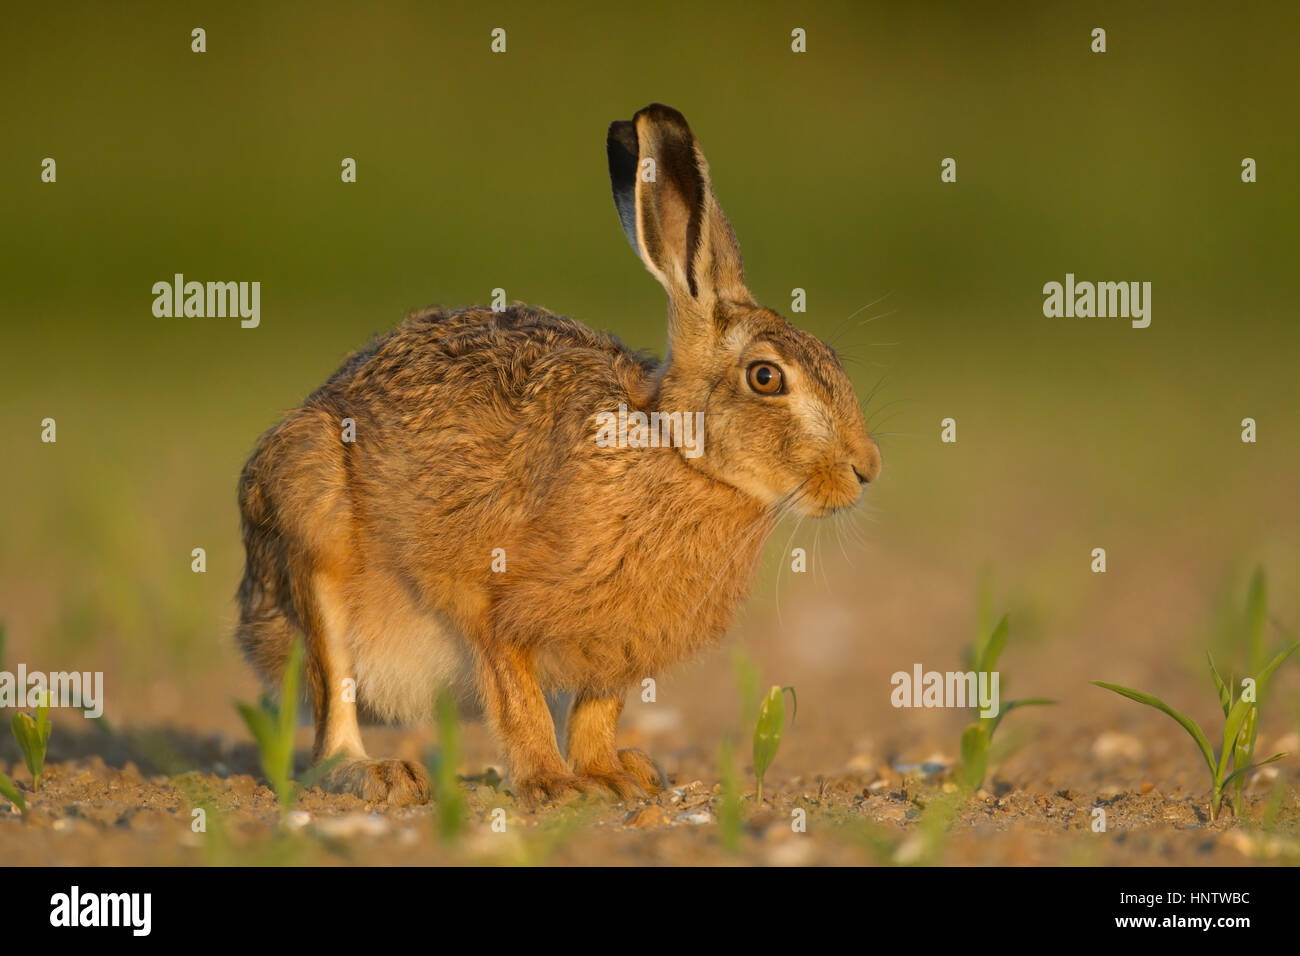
[
  {"x1": 831, "y1": 783, "x2": 963, "y2": 866},
  {"x1": 1222, "y1": 568, "x2": 1294, "y2": 810},
  {"x1": 235, "y1": 638, "x2": 339, "y2": 814},
  {"x1": 956, "y1": 614, "x2": 1054, "y2": 791},
  {"x1": 717, "y1": 736, "x2": 742, "y2": 853},
  {"x1": 505, "y1": 804, "x2": 603, "y2": 867},
  {"x1": 10, "y1": 691, "x2": 52, "y2": 791},
  {"x1": 430, "y1": 689, "x2": 466, "y2": 842},
  {"x1": 752, "y1": 684, "x2": 796, "y2": 803},
  {"x1": 896, "y1": 788, "x2": 964, "y2": 865},
  {"x1": 1093, "y1": 639, "x2": 1298, "y2": 821},
  {"x1": 0, "y1": 769, "x2": 27, "y2": 814},
  {"x1": 731, "y1": 648, "x2": 761, "y2": 729},
  {"x1": 170, "y1": 772, "x2": 233, "y2": 865},
  {"x1": 236, "y1": 639, "x2": 301, "y2": 812}
]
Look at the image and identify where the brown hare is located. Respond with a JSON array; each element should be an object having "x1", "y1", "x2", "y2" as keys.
[{"x1": 236, "y1": 104, "x2": 882, "y2": 807}]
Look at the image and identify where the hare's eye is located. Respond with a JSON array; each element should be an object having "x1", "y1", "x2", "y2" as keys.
[{"x1": 747, "y1": 361, "x2": 784, "y2": 395}]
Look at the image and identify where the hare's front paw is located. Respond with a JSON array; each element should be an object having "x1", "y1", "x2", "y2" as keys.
[
  {"x1": 323, "y1": 758, "x2": 431, "y2": 807},
  {"x1": 616, "y1": 748, "x2": 668, "y2": 795}
]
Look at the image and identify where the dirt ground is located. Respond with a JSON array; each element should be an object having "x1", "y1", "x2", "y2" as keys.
[
  {"x1": 2, "y1": 727, "x2": 1297, "y2": 867},
  {"x1": 3, "y1": 549, "x2": 1296, "y2": 867}
]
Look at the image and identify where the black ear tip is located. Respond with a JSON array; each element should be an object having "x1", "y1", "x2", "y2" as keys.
[
  {"x1": 607, "y1": 119, "x2": 638, "y2": 157},
  {"x1": 606, "y1": 120, "x2": 640, "y2": 253}
]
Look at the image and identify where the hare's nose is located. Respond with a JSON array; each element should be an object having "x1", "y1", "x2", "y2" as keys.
[{"x1": 853, "y1": 440, "x2": 882, "y2": 485}]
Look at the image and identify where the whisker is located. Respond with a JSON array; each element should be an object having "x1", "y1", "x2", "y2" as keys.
[
  {"x1": 814, "y1": 520, "x2": 832, "y2": 593},
  {"x1": 774, "y1": 506, "x2": 809, "y2": 630},
  {"x1": 865, "y1": 398, "x2": 906, "y2": 431},
  {"x1": 844, "y1": 291, "x2": 895, "y2": 323},
  {"x1": 858, "y1": 374, "x2": 891, "y2": 414},
  {"x1": 826, "y1": 291, "x2": 895, "y2": 350},
  {"x1": 833, "y1": 511, "x2": 854, "y2": 568},
  {"x1": 857, "y1": 308, "x2": 899, "y2": 327}
]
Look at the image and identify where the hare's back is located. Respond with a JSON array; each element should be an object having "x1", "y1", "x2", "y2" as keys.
[{"x1": 317, "y1": 306, "x2": 651, "y2": 422}]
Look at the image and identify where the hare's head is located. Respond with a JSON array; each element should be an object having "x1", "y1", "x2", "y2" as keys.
[{"x1": 608, "y1": 104, "x2": 881, "y2": 518}]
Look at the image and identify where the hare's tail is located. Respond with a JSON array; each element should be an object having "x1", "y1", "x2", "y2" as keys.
[
  {"x1": 236, "y1": 578, "x2": 298, "y2": 687},
  {"x1": 235, "y1": 459, "x2": 299, "y2": 686},
  {"x1": 234, "y1": 405, "x2": 351, "y2": 688}
]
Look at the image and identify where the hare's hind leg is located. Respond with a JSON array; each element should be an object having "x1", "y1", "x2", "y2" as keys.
[
  {"x1": 477, "y1": 646, "x2": 600, "y2": 806},
  {"x1": 565, "y1": 693, "x2": 667, "y2": 799},
  {"x1": 308, "y1": 571, "x2": 430, "y2": 807},
  {"x1": 240, "y1": 407, "x2": 427, "y2": 806}
]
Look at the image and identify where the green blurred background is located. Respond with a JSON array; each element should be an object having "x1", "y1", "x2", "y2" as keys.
[{"x1": 1, "y1": 0, "x2": 1296, "y2": 733}]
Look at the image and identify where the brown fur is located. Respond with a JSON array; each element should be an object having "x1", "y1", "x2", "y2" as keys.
[{"x1": 235, "y1": 105, "x2": 880, "y2": 806}]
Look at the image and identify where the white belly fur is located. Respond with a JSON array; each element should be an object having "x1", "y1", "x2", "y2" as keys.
[
  {"x1": 341, "y1": 573, "x2": 576, "y2": 736},
  {"x1": 346, "y1": 593, "x2": 478, "y2": 724}
]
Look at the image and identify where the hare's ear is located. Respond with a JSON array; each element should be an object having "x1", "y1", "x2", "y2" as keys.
[{"x1": 607, "y1": 104, "x2": 750, "y2": 325}]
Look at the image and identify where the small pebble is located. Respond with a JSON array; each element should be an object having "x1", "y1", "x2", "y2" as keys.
[
  {"x1": 676, "y1": 809, "x2": 714, "y2": 825},
  {"x1": 1093, "y1": 731, "x2": 1144, "y2": 761},
  {"x1": 845, "y1": 753, "x2": 875, "y2": 772},
  {"x1": 313, "y1": 813, "x2": 390, "y2": 838},
  {"x1": 766, "y1": 839, "x2": 814, "y2": 866}
]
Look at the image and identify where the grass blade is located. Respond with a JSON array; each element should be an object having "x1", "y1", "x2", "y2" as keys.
[
  {"x1": 978, "y1": 615, "x2": 1009, "y2": 674},
  {"x1": 235, "y1": 702, "x2": 273, "y2": 754},
  {"x1": 298, "y1": 752, "x2": 345, "y2": 792},
  {"x1": 958, "y1": 723, "x2": 989, "y2": 791},
  {"x1": 432, "y1": 689, "x2": 467, "y2": 842},
  {"x1": 1091, "y1": 681, "x2": 1215, "y2": 775},
  {"x1": 1218, "y1": 695, "x2": 1254, "y2": 780},
  {"x1": 1256, "y1": 640, "x2": 1300, "y2": 689},
  {"x1": 0, "y1": 770, "x2": 27, "y2": 814},
  {"x1": 1221, "y1": 751, "x2": 1287, "y2": 791},
  {"x1": 35, "y1": 692, "x2": 51, "y2": 749},
  {"x1": 990, "y1": 697, "x2": 1055, "y2": 736},
  {"x1": 1245, "y1": 567, "x2": 1266, "y2": 670},
  {"x1": 717, "y1": 738, "x2": 742, "y2": 853},
  {"x1": 1206, "y1": 652, "x2": 1232, "y2": 717},
  {"x1": 276, "y1": 639, "x2": 303, "y2": 778}
]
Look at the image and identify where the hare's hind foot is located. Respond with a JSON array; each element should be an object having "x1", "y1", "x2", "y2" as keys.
[
  {"x1": 510, "y1": 771, "x2": 603, "y2": 808},
  {"x1": 569, "y1": 749, "x2": 668, "y2": 802},
  {"x1": 613, "y1": 748, "x2": 668, "y2": 795},
  {"x1": 322, "y1": 757, "x2": 431, "y2": 807}
]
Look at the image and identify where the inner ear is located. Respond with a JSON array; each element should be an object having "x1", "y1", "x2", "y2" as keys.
[{"x1": 654, "y1": 136, "x2": 705, "y2": 297}]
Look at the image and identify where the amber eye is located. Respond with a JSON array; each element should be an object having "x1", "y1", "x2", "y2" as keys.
[{"x1": 747, "y1": 361, "x2": 784, "y2": 395}]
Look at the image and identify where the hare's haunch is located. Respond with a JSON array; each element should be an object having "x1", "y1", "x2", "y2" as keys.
[{"x1": 236, "y1": 104, "x2": 881, "y2": 806}]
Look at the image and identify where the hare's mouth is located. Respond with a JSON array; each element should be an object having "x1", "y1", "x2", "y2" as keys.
[
  {"x1": 803, "y1": 498, "x2": 858, "y2": 519},
  {"x1": 792, "y1": 463, "x2": 868, "y2": 518}
]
